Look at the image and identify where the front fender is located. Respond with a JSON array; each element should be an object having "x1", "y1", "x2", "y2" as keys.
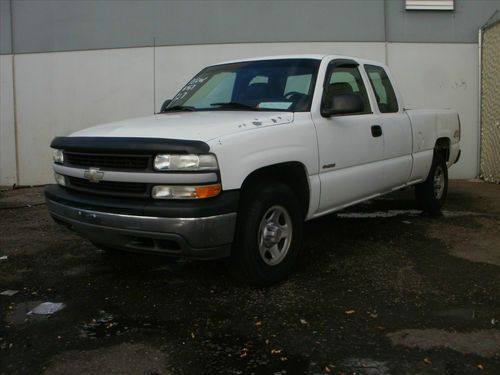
[{"x1": 208, "y1": 114, "x2": 318, "y2": 191}]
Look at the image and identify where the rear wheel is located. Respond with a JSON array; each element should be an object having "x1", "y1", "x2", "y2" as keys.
[
  {"x1": 228, "y1": 181, "x2": 303, "y2": 286},
  {"x1": 415, "y1": 152, "x2": 448, "y2": 215}
]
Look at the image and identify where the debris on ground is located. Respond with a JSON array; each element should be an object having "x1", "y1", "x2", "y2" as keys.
[
  {"x1": 80, "y1": 311, "x2": 124, "y2": 338},
  {"x1": 0, "y1": 255, "x2": 8, "y2": 260},
  {"x1": 27, "y1": 302, "x2": 65, "y2": 315},
  {"x1": 1, "y1": 290, "x2": 19, "y2": 297},
  {"x1": 342, "y1": 358, "x2": 390, "y2": 375}
]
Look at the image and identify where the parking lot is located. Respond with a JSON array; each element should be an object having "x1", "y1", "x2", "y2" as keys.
[{"x1": 1, "y1": 181, "x2": 499, "y2": 375}]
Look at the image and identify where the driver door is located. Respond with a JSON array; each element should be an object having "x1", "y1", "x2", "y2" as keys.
[{"x1": 311, "y1": 60, "x2": 385, "y2": 213}]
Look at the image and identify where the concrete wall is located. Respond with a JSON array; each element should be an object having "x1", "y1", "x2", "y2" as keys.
[
  {"x1": 14, "y1": 48, "x2": 154, "y2": 185},
  {"x1": 0, "y1": 54, "x2": 17, "y2": 186},
  {"x1": 2, "y1": 0, "x2": 498, "y2": 55},
  {"x1": 388, "y1": 43, "x2": 479, "y2": 179},
  {"x1": 4, "y1": 41, "x2": 476, "y2": 185},
  {"x1": 1, "y1": 0, "x2": 498, "y2": 185}
]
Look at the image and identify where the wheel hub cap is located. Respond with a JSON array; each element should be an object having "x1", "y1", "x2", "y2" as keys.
[{"x1": 258, "y1": 205, "x2": 292, "y2": 266}]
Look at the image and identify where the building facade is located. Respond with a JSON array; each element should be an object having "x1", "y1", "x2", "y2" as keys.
[{"x1": 1, "y1": 0, "x2": 499, "y2": 186}]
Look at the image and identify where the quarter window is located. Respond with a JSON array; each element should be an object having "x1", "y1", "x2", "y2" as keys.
[{"x1": 365, "y1": 65, "x2": 399, "y2": 113}]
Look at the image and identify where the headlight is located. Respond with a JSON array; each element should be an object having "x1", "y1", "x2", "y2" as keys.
[
  {"x1": 152, "y1": 184, "x2": 221, "y2": 199},
  {"x1": 154, "y1": 154, "x2": 218, "y2": 171},
  {"x1": 54, "y1": 172, "x2": 66, "y2": 186},
  {"x1": 53, "y1": 149, "x2": 64, "y2": 164}
]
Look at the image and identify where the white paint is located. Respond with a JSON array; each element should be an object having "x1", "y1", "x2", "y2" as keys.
[
  {"x1": 4, "y1": 41, "x2": 479, "y2": 185},
  {"x1": 52, "y1": 55, "x2": 459, "y2": 223},
  {"x1": 72, "y1": 111, "x2": 293, "y2": 140},
  {"x1": 208, "y1": 111, "x2": 319, "y2": 197},
  {"x1": 0, "y1": 55, "x2": 17, "y2": 186},
  {"x1": 387, "y1": 43, "x2": 479, "y2": 179}
]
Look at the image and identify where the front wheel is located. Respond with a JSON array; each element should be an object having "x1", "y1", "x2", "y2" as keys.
[
  {"x1": 227, "y1": 181, "x2": 303, "y2": 286},
  {"x1": 415, "y1": 152, "x2": 448, "y2": 215}
]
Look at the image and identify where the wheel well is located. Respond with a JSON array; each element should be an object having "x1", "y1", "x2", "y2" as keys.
[
  {"x1": 435, "y1": 138, "x2": 450, "y2": 162},
  {"x1": 240, "y1": 162, "x2": 310, "y2": 218}
]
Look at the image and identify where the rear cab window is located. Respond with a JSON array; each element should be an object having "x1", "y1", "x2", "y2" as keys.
[{"x1": 364, "y1": 65, "x2": 399, "y2": 113}]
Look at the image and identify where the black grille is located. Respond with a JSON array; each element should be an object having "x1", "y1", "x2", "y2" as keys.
[
  {"x1": 64, "y1": 152, "x2": 150, "y2": 171},
  {"x1": 67, "y1": 177, "x2": 148, "y2": 197}
]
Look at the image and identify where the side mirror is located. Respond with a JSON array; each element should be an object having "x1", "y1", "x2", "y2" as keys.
[
  {"x1": 159, "y1": 99, "x2": 172, "y2": 113},
  {"x1": 321, "y1": 93, "x2": 364, "y2": 117}
]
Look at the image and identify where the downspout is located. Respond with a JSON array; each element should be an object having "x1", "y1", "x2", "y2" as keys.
[
  {"x1": 477, "y1": 27, "x2": 482, "y2": 179},
  {"x1": 9, "y1": 0, "x2": 20, "y2": 187},
  {"x1": 383, "y1": 0, "x2": 389, "y2": 65}
]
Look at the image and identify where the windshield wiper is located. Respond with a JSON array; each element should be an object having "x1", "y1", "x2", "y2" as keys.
[
  {"x1": 210, "y1": 102, "x2": 259, "y2": 111},
  {"x1": 162, "y1": 105, "x2": 196, "y2": 112}
]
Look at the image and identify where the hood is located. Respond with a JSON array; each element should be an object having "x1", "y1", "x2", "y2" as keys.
[{"x1": 70, "y1": 111, "x2": 294, "y2": 141}]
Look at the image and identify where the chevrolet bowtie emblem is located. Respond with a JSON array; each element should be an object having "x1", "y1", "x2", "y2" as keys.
[{"x1": 83, "y1": 167, "x2": 104, "y2": 183}]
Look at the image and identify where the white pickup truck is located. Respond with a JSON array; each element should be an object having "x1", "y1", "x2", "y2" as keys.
[{"x1": 45, "y1": 55, "x2": 461, "y2": 285}]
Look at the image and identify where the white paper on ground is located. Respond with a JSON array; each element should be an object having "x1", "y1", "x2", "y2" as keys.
[{"x1": 27, "y1": 302, "x2": 65, "y2": 315}]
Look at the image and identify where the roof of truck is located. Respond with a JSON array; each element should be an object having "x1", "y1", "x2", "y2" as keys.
[{"x1": 212, "y1": 54, "x2": 385, "y2": 67}]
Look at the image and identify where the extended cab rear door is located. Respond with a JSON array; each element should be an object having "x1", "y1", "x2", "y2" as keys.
[{"x1": 363, "y1": 64, "x2": 413, "y2": 189}]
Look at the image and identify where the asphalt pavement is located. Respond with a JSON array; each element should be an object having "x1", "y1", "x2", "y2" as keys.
[{"x1": 0, "y1": 181, "x2": 499, "y2": 375}]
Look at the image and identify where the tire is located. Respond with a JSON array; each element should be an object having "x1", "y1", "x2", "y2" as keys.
[
  {"x1": 227, "y1": 181, "x2": 303, "y2": 286},
  {"x1": 415, "y1": 152, "x2": 448, "y2": 215}
]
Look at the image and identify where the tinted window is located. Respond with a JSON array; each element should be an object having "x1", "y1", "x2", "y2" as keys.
[
  {"x1": 323, "y1": 65, "x2": 371, "y2": 115},
  {"x1": 365, "y1": 65, "x2": 399, "y2": 113},
  {"x1": 184, "y1": 72, "x2": 236, "y2": 108},
  {"x1": 285, "y1": 74, "x2": 313, "y2": 95},
  {"x1": 168, "y1": 59, "x2": 320, "y2": 112}
]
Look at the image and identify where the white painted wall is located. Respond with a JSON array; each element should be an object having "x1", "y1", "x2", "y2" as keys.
[
  {"x1": 13, "y1": 48, "x2": 154, "y2": 185},
  {"x1": 1, "y1": 41, "x2": 479, "y2": 185},
  {"x1": 388, "y1": 43, "x2": 479, "y2": 179},
  {"x1": 0, "y1": 55, "x2": 17, "y2": 186}
]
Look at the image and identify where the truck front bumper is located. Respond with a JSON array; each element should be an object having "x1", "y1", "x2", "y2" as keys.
[{"x1": 45, "y1": 185, "x2": 238, "y2": 259}]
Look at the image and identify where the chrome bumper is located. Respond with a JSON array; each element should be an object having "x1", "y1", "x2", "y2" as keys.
[{"x1": 46, "y1": 199, "x2": 236, "y2": 259}]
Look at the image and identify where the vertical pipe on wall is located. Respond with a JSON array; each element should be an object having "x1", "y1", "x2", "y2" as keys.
[
  {"x1": 383, "y1": 0, "x2": 388, "y2": 65},
  {"x1": 9, "y1": 0, "x2": 19, "y2": 186},
  {"x1": 477, "y1": 27, "x2": 483, "y2": 179},
  {"x1": 153, "y1": 37, "x2": 156, "y2": 114}
]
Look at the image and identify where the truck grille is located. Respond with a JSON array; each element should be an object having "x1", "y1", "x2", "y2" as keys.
[
  {"x1": 64, "y1": 152, "x2": 150, "y2": 171},
  {"x1": 67, "y1": 177, "x2": 149, "y2": 197}
]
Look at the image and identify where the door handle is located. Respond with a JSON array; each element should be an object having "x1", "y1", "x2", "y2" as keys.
[{"x1": 371, "y1": 125, "x2": 382, "y2": 137}]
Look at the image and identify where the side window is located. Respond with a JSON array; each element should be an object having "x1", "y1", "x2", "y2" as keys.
[
  {"x1": 323, "y1": 65, "x2": 371, "y2": 115},
  {"x1": 364, "y1": 65, "x2": 399, "y2": 113}
]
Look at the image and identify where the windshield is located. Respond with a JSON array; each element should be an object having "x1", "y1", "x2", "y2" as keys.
[{"x1": 166, "y1": 59, "x2": 320, "y2": 112}]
